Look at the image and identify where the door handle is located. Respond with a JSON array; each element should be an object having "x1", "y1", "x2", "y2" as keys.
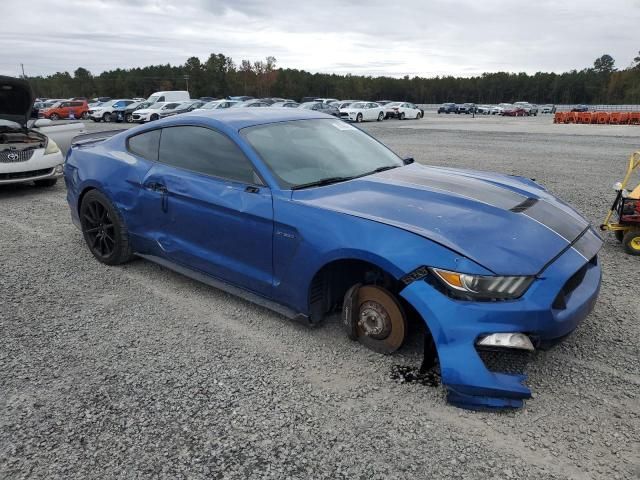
[
  {"x1": 245, "y1": 185, "x2": 260, "y2": 194},
  {"x1": 145, "y1": 182, "x2": 169, "y2": 212}
]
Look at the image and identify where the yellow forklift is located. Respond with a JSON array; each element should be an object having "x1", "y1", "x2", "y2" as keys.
[{"x1": 601, "y1": 151, "x2": 640, "y2": 255}]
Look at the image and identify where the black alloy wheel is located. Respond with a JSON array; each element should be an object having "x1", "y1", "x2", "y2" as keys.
[{"x1": 80, "y1": 190, "x2": 132, "y2": 265}]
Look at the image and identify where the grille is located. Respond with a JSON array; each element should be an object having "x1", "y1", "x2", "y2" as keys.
[
  {"x1": 476, "y1": 348, "x2": 531, "y2": 375},
  {"x1": 0, "y1": 168, "x2": 53, "y2": 181},
  {"x1": 0, "y1": 149, "x2": 35, "y2": 163}
]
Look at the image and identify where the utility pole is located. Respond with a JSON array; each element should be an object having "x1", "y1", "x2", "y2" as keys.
[
  {"x1": 20, "y1": 63, "x2": 25, "y2": 78},
  {"x1": 184, "y1": 75, "x2": 190, "y2": 93}
]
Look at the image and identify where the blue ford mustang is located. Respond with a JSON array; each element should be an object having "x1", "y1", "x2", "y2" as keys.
[{"x1": 64, "y1": 108, "x2": 602, "y2": 409}]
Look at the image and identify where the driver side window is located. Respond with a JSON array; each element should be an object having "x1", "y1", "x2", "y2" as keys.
[{"x1": 158, "y1": 126, "x2": 258, "y2": 185}]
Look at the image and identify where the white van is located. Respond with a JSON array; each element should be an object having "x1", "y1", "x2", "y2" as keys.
[{"x1": 146, "y1": 91, "x2": 190, "y2": 104}]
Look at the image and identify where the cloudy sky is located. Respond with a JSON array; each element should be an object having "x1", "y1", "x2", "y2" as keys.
[{"x1": 1, "y1": 0, "x2": 638, "y2": 78}]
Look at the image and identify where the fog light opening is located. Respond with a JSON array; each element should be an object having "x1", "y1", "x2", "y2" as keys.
[{"x1": 476, "y1": 333, "x2": 535, "y2": 351}]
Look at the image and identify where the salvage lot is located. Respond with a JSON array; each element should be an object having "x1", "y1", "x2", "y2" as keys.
[{"x1": 1, "y1": 114, "x2": 639, "y2": 479}]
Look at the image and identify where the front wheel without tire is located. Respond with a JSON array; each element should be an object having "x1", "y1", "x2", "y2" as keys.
[
  {"x1": 34, "y1": 178, "x2": 57, "y2": 187},
  {"x1": 343, "y1": 285, "x2": 407, "y2": 354},
  {"x1": 623, "y1": 230, "x2": 640, "y2": 255},
  {"x1": 80, "y1": 190, "x2": 132, "y2": 265}
]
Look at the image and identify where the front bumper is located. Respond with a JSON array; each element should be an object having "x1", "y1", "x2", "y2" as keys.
[
  {"x1": 400, "y1": 246, "x2": 601, "y2": 410},
  {"x1": 0, "y1": 150, "x2": 64, "y2": 185}
]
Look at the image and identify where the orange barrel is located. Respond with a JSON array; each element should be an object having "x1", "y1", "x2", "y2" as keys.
[
  {"x1": 553, "y1": 112, "x2": 565, "y2": 123},
  {"x1": 628, "y1": 112, "x2": 640, "y2": 125},
  {"x1": 595, "y1": 112, "x2": 610, "y2": 124}
]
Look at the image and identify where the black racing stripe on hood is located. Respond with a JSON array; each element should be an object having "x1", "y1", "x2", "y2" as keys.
[
  {"x1": 510, "y1": 197, "x2": 539, "y2": 213},
  {"x1": 524, "y1": 200, "x2": 588, "y2": 242},
  {"x1": 572, "y1": 227, "x2": 603, "y2": 261},
  {"x1": 382, "y1": 169, "x2": 527, "y2": 210}
]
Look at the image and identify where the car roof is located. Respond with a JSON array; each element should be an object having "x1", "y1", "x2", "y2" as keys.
[{"x1": 160, "y1": 107, "x2": 330, "y2": 130}]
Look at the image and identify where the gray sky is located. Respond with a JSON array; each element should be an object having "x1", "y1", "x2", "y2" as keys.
[{"x1": 1, "y1": 0, "x2": 638, "y2": 78}]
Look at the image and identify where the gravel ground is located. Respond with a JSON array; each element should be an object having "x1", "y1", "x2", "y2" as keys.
[{"x1": 1, "y1": 114, "x2": 639, "y2": 479}]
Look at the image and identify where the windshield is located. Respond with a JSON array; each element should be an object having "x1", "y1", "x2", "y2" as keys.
[
  {"x1": 350, "y1": 102, "x2": 366, "y2": 109},
  {"x1": 388, "y1": 102, "x2": 402, "y2": 107},
  {"x1": 202, "y1": 101, "x2": 221, "y2": 109},
  {"x1": 242, "y1": 119, "x2": 403, "y2": 188}
]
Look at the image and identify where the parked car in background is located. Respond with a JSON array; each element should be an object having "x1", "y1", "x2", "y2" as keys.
[
  {"x1": 199, "y1": 97, "x2": 216, "y2": 102},
  {"x1": 113, "y1": 101, "x2": 152, "y2": 123},
  {"x1": 131, "y1": 102, "x2": 184, "y2": 122},
  {"x1": 376, "y1": 100, "x2": 393, "y2": 105},
  {"x1": 501, "y1": 104, "x2": 527, "y2": 116},
  {"x1": 89, "y1": 99, "x2": 136, "y2": 122},
  {"x1": 514, "y1": 102, "x2": 538, "y2": 116},
  {"x1": 232, "y1": 100, "x2": 271, "y2": 108},
  {"x1": 300, "y1": 96, "x2": 319, "y2": 103},
  {"x1": 1, "y1": 75, "x2": 85, "y2": 187},
  {"x1": 571, "y1": 105, "x2": 589, "y2": 112},
  {"x1": 192, "y1": 100, "x2": 240, "y2": 112},
  {"x1": 339, "y1": 102, "x2": 385, "y2": 122},
  {"x1": 146, "y1": 91, "x2": 190, "y2": 104},
  {"x1": 476, "y1": 105, "x2": 492, "y2": 115},
  {"x1": 437, "y1": 103, "x2": 458, "y2": 114},
  {"x1": 456, "y1": 103, "x2": 477, "y2": 114},
  {"x1": 491, "y1": 103, "x2": 512, "y2": 115},
  {"x1": 271, "y1": 101, "x2": 300, "y2": 108},
  {"x1": 229, "y1": 96, "x2": 254, "y2": 101},
  {"x1": 88, "y1": 97, "x2": 111, "y2": 107},
  {"x1": 38, "y1": 100, "x2": 89, "y2": 120},
  {"x1": 314, "y1": 98, "x2": 339, "y2": 105},
  {"x1": 333, "y1": 101, "x2": 359, "y2": 110},
  {"x1": 540, "y1": 104, "x2": 556, "y2": 114},
  {"x1": 384, "y1": 102, "x2": 423, "y2": 119},
  {"x1": 299, "y1": 102, "x2": 340, "y2": 117}
]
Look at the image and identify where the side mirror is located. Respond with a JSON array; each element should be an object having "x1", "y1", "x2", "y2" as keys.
[
  {"x1": 33, "y1": 119, "x2": 52, "y2": 128},
  {"x1": 403, "y1": 157, "x2": 415, "y2": 165}
]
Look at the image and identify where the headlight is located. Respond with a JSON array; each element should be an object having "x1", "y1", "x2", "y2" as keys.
[
  {"x1": 614, "y1": 182, "x2": 622, "y2": 191},
  {"x1": 431, "y1": 268, "x2": 534, "y2": 300},
  {"x1": 44, "y1": 139, "x2": 60, "y2": 155}
]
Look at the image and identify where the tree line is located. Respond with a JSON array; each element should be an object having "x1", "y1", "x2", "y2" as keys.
[{"x1": 26, "y1": 52, "x2": 640, "y2": 104}]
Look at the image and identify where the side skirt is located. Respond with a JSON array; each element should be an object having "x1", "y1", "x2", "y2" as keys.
[{"x1": 136, "y1": 253, "x2": 312, "y2": 325}]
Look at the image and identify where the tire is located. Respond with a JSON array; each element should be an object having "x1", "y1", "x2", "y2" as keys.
[
  {"x1": 399, "y1": 112, "x2": 405, "y2": 120},
  {"x1": 125, "y1": 113, "x2": 133, "y2": 123},
  {"x1": 80, "y1": 189, "x2": 133, "y2": 265},
  {"x1": 102, "y1": 112, "x2": 112, "y2": 123},
  {"x1": 150, "y1": 114, "x2": 159, "y2": 121},
  {"x1": 81, "y1": 112, "x2": 89, "y2": 120},
  {"x1": 92, "y1": 118, "x2": 99, "y2": 122},
  {"x1": 377, "y1": 112, "x2": 384, "y2": 121},
  {"x1": 49, "y1": 113, "x2": 59, "y2": 121},
  {"x1": 615, "y1": 230, "x2": 625, "y2": 242},
  {"x1": 356, "y1": 113, "x2": 363, "y2": 123},
  {"x1": 34, "y1": 178, "x2": 57, "y2": 187},
  {"x1": 623, "y1": 230, "x2": 640, "y2": 255},
  {"x1": 416, "y1": 111, "x2": 422, "y2": 119}
]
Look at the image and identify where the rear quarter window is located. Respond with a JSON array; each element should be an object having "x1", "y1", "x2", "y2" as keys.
[{"x1": 127, "y1": 129, "x2": 161, "y2": 161}]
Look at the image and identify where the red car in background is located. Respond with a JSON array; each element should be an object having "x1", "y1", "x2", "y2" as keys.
[
  {"x1": 38, "y1": 100, "x2": 89, "y2": 120},
  {"x1": 501, "y1": 104, "x2": 527, "y2": 117}
]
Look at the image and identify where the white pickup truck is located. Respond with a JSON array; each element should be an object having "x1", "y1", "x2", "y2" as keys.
[{"x1": 1, "y1": 76, "x2": 85, "y2": 187}]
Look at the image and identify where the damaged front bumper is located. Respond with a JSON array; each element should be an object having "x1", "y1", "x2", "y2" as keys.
[{"x1": 400, "y1": 246, "x2": 601, "y2": 410}]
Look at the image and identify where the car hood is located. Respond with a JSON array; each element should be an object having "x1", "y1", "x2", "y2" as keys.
[
  {"x1": 0, "y1": 75, "x2": 34, "y2": 128},
  {"x1": 292, "y1": 163, "x2": 597, "y2": 275}
]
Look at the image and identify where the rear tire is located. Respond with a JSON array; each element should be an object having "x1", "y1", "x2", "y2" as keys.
[
  {"x1": 399, "y1": 112, "x2": 405, "y2": 120},
  {"x1": 80, "y1": 190, "x2": 133, "y2": 265},
  {"x1": 125, "y1": 113, "x2": 133, "y2": 123},
  {"x1": 623, "y1": 230, "x2": 640, "y2": 255},
  {"x1": 615, "y1": 230, "x2": 625, "y2": 242},
  {"x1": 34, "y1": 178, "x2": 57, "y2": 187}
]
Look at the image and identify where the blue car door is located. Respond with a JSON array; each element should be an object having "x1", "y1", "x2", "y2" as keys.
[{"x1": 134, "y1": 125, "x2": 274, "y2": 297}]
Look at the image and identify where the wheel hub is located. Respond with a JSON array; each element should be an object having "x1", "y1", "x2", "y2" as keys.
[{"x1": 358, "y1": 301, "x2": 391, "y2": 339}]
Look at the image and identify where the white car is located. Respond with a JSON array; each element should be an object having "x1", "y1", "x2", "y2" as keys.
[
  {"x1": 131, "y1": 102, "x2": 183, "y2": 122},
  {"x1": 1, "y1": 76, "x2": 85, "y2": 187},
  {"x1": 192, "y1": 100, "x2": 239, "y2": 112},
  {"x1": 88, "y1": 99, "x2": 136, "y2": 123},
  {"x1": 339, "y1": 102, "x2": 385, "y2": 122},
  {"x1": 384, "y1": 102, "x2": 423, "y2": 120},
  {"x1": 491, "y1": 103, "x2": 512, "y2": 115},
  {"x1": 476, "y1": 105, "x2": 492, "y2": 115}
]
